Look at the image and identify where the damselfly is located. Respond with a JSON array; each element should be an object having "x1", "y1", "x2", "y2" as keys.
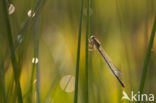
[{"x1": 89, "y1": 35, "x2": 125, "y2": 88}]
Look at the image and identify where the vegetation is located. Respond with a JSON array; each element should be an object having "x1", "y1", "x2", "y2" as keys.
[{"x1": 0, "y1": 0, "x2": 156, "y2": 103}]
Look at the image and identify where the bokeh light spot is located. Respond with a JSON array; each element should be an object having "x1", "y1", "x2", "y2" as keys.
[{"x1": 60, "y1": 75, "x2": 75, "y2": 93}]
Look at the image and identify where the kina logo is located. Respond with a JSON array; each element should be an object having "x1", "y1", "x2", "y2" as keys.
[{"x1": 122, "y1": 91, "x2": 155, "y2": 102}]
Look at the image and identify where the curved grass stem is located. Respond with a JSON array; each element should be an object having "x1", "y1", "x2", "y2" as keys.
[{"x1": 138, "y1": 15, "x2": 156, "y2": 103}]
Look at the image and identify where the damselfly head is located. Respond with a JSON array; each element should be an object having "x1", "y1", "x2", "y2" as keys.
[
  {"x1": 90, "y1": 35, "x2": 96, "y2": 40},
  {"x1": 89, "y1": 35, "x2": 101, "y2": 47},
  {"x1": 89, "y1": 35, "x2": 96, "y2": 44}
]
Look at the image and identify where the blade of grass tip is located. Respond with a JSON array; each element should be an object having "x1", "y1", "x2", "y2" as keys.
[
  {"x1": 138, "y1": 15, "x2": 156, "y2": 103},
  {"x1": 2, "y1": 0, "x2": 23, "y2": 103},
  {"x1": 85, "y1": 0, "x2": 90, "y2": 102},
  {"x1": 74, "y1": 0, "x2": 84, "y2": 103}
]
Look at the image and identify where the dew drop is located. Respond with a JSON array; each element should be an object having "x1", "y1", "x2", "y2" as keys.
[
  {"x1": 16, "y1": 34, "x2": 23, "y2": 44},
  {"x1": 27, "y1": 10, "x2": 35, "y2": 17},
  {"x1": 32, "y1": 57, "x2": 39, "y2": 64},
  {"x1": 8, "y1": 4, "x2": 15, "y2": 15},
  {"x1": 60, "y1": 75, "x2": 75, "y2": 93}
]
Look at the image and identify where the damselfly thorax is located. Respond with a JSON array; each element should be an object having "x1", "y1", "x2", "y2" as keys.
[{"x1": 89, "y1": 35, "x2": 125, "y2": 88}]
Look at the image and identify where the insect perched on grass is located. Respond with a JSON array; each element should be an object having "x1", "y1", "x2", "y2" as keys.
[{"x1": 89, "y1": 35, "x2": 125, "y2": 88}]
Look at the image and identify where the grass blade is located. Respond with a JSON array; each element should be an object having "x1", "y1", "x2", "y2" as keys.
[
  {"x1": 34, "y1": 6, "x2": 41, "y2": 103},
  {"x1": 138, "y1": 15, "x2": 156, "y2": 100},
  {"x1": 74, "y1": 0, "x2": 84, "y2": 102},
  {"x1": 85, "y1": 0, "x2": 90, "y2": 102},
  {"x1": 2, "y1": 0, "x2": 23, "y2": 103}
]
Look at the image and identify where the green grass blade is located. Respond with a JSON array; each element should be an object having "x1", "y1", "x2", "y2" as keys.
[
  {"x1": 27, "y1": 0, "x2": 46, "y2": 102},
  {"x1": 2, "y1": 0, "x2": 23, "y2": 103},
  {"x1": 85, "y1": 0, "x2": 90, "y2": 102},
  {"x1": 74, "y1": 0, "x2": 84, "y2": 102},
  {"x1": 34, "y1": 7, "x2": 41, "y2": 103},
  {"x1": 138, "y1": 15, "x2": 156, "y2": 101}
]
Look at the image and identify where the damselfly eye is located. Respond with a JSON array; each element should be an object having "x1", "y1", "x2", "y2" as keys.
[
  {"x1": 90, "y1": 35, "x2": 95, "y2": 40},
  {"x1": 89, "y1": 35, "x2": 96, "y2": 44}
]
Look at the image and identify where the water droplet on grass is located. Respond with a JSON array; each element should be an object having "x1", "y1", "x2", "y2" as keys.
[
  {"x1": 60, "y1": 75, "x2": 75, "y2": 93},
  {"x1": 8, "y1": 4, "x2": 15, "y2": 15},
  {"x1": 27, "y1": 10, "x2": 35, "y2": 17},
  {"x1": 32, "y1": 57, "x2": 39, "y2": 64},
  {"x1": 16, "y1": 34, "x2": 23, "y2": 44}
]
